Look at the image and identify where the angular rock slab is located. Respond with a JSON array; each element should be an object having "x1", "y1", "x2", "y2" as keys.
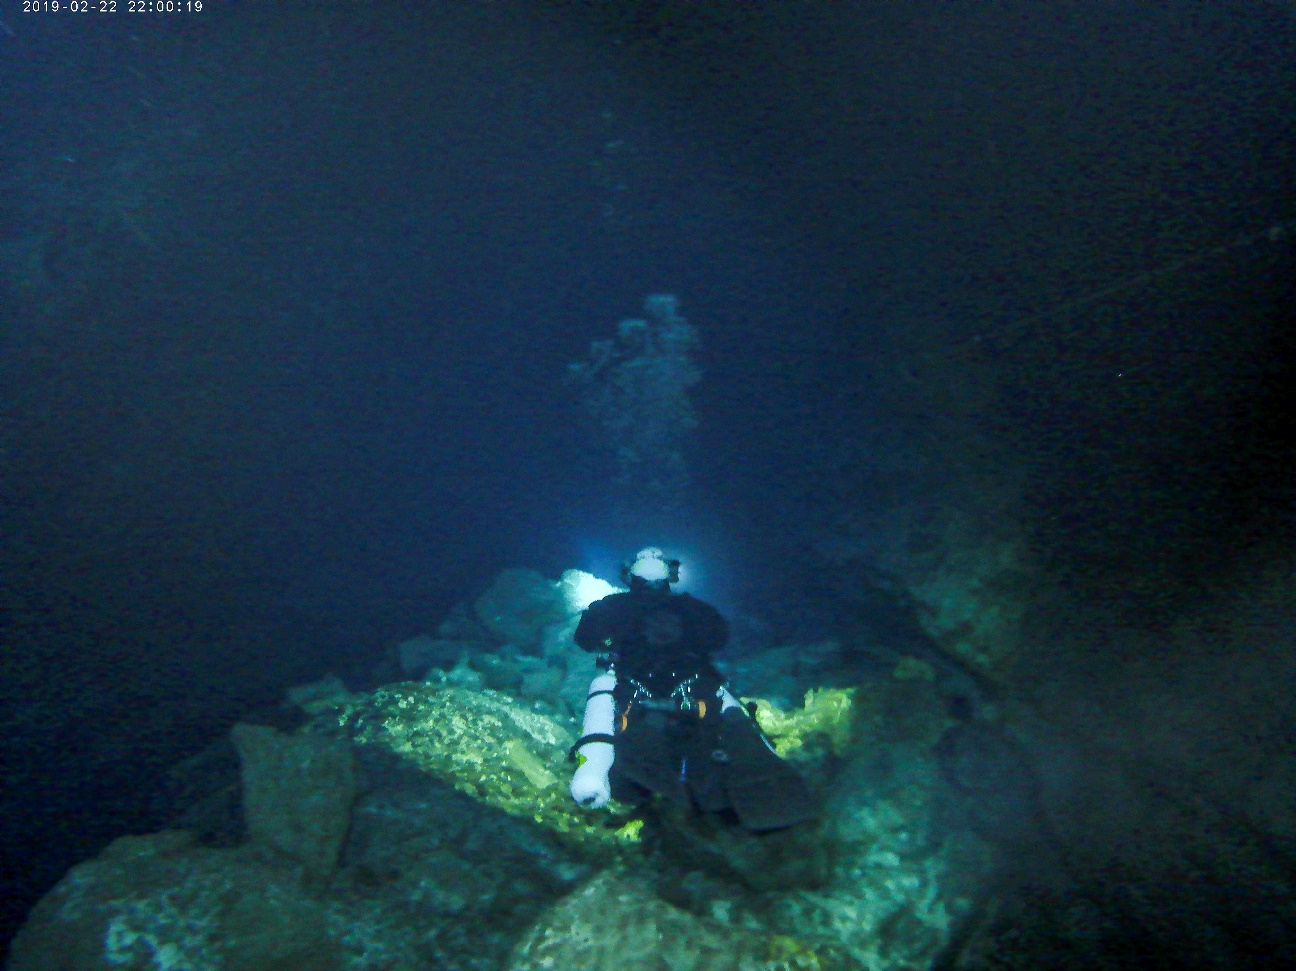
[{"x1": 231, "y1": 722, "x2": 358, "y2": 880}]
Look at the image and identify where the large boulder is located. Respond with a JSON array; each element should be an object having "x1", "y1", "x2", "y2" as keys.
[
  {"x1": 340, "y1": 681, "x2": 635, "y2": 854},
  {"x1": 230, "y1": 722, "x2": 358, "y2": 882},
  {"x1": 10, "y1": 670, "x2": 978, "y2": 971},
  {"x1": 6, "y1": 832, "x2": 342, "y2": 971},
  {"x1": 507, "y1": 870, "x2": 812, "y2": 971},
  {"x1": 474, "y1": 568, "x2": 571, "y2": 650}
]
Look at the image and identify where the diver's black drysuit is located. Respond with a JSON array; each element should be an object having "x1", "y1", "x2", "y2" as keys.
[{"x1": 574, "y1": 584, "x2": 818, "y2": 832}]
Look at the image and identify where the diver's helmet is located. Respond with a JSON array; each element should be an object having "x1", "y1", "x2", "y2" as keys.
[{"x1": 622, "y1": 547, "x2": 680, "y2": 590}]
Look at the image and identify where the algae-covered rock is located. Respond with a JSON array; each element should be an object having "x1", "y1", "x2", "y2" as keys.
[
  {"x1": 388, "y1": 570, "x2": 613, "y2": 718},
  {"x1": 9, "y1": 761, "x2": 595, "y2": 971},
  {"x1": 720, "y1": 640, "x2": 844, "y2": 709},
  {"x1": 10, "y1": 546, "x2": 989, "y2": 971},
  {"x1": 13, "y1": 672, "x2": 970, "y2": 971},
  {"x1": 507, "y1": 870, "x2": 838, "y2": 971},
  {"x1": 749, "y1": 687, "x2": 857, "y2": 761},
  {"x1": 763, "y1": 744, "x2": 955, "y2": 970},
  {"x1": 231, "y1": 722, "x2": 358, "y2": 880},
  {"x1": 339, "y1": 681, "x2": 630, "y2": 851},
  {"x1": 7, "y1": 832, "x2": 343, "y2": 971}
]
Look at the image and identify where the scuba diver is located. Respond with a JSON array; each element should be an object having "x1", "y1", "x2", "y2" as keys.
[{"x1": 568, "y1": 548, "x2": 819, "y2": 832}]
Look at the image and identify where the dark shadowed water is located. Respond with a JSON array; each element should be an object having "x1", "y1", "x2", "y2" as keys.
[{"x1": 2, "y1": 2, "x2": 1293, "y2": 966}]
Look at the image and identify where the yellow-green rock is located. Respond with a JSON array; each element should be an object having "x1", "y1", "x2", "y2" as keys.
[
  {"x1": 339, "y1": 682, "x2": 629, "y2": 851},
  {"x1": 748, "y1": 687, "x2": 857, "y2": 760}
]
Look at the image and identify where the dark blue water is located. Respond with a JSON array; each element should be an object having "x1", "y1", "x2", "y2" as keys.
[{"x1": 2, "y1": 2, "x2": 1293, "y2": 964}]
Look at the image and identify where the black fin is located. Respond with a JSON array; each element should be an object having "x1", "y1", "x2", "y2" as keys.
[{"x1": 717, "y1": 709, "x2": 821, "y2": 832}]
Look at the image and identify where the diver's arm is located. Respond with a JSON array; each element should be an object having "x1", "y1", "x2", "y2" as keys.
[
  {"x1": 573, "y1": 594, "x2": 623, "y2": 653},
  {"x1": 573, "y1": 601, "x2": 601, "y2": 651}
]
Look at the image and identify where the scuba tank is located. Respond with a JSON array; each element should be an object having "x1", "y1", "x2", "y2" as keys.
[{"x1": 569, "y1": 671, "x2": 618, "y2": 808}]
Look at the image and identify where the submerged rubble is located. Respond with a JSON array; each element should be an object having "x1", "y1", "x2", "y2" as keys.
[{"x1": 8, "y1": 568, "x2": 996, "y2": 970}]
